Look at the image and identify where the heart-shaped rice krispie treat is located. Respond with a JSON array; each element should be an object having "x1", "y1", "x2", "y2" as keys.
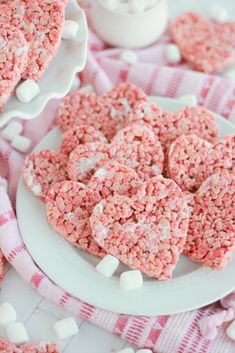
[
  {"x1": 57, "y1": 83, "x2": 148, "y2": 140},
  {"x1": 171, "y1": 12, "x2": 235, "y2": 74},
  {"x1": 21, "y1": 0, "x2": 65, "y2": 80},
  {"x1": 184, "y1": 172, "x2": 235, "y2": 269},
  {"x1": 109, "y1": 124, "x2": 164, "y2": 180},
  {"x1": 167, "y1": 134, "x2": 234, "y2": 192},
  {"x1": 125, "y1": 102, "x2": 218, "y2": 151},
  {"x1": 88, "y1": 160, "x2": 141, "y2": 198},
  {"x1": 22, "y1": 150, "x2": 68, "y2": 202},
  {"x1": 46, "y1": 180, "x2": 106, "y2": 258},
  {"x1": 90, "y1": 175, "x2": 189, "y2": 280},
  {"x1": 0, "y1": 23, "x2": 28, "y2": 111},
  {"x1": 0, "y1": 339, "x2": 59, "y2": 353},
  {"x1": 0, "y1": 0, "x2": 25, "y2": 26}
]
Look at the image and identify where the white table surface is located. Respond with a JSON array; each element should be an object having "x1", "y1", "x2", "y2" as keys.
[{"x1": 1, "y1": 1, "x2": 235, "y2": 352}]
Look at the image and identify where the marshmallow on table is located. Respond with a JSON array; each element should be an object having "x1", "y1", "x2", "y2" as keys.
[
  {"x1": 128, "y1": 0, "x2": 147, "y2": 14},
  {"x1": 120, "y1": 50, "x2": 138, "y2": 64},
  {"x1": 165, "y1": 44, "x2": 182, "y2": 64},
  {"x1": 1, "y1": 121, "x2": 23, "y2": 142},
  {"x1": 16, "y1": 80, "x2": 40, "y2": 103},
  {"x1": 120, "y1": 270, "x2": 143, "y2": 290},
  {"x1": 178, "y1": 94, "x2": 197, "y2": 107},
  {"x1": 137, "y1": 350, "x2": 153, "y2": 353},
  {"x1": 96, "y1": 255, "x2": 119, "y2": 277},
  {"x1": 62, "y1": 20, "x2": 79, "y2": 40},
  {"x1": 209, "y1": 5, "x2": 229, "y2": 23},
  {"x1": 117, "y1": 348, "x2": 135, "y2": 353},
  {"x1": 54, "y1": 317, "x2": 79, "y2": 340},
  {"x1": 226, "y1": 320, "x2": 235, "y2": 341},
  {"x1": 6, "y1": 323, "x2": 29, "y2": 344},
  {"x1": 11, "y1": 135, "x2": 31, "y2": 153},
  {"x1": 0, "y1": 302, "x2": 17, "y2": 327}
]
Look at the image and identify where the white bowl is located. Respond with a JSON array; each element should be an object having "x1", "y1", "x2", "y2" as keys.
[
  {"x1": 0, "y1": 0, "x2": 88, "y2": 128},
  {"x1": 91, "y1": 0, "x2": 168, "y2": 48}
]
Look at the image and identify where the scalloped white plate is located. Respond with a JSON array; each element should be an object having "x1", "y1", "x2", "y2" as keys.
[
  {"x1": 0, "y1": 0, "x2": 88, "y2": 128},
  {"x1": 16, "y1": 96, "x2": 235, "y2": 316}
]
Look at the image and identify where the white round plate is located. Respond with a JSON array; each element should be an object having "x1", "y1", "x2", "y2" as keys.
[
  {"x1": 17, "y1": 96, "x2": 235, "y2": 316},
  {"x1": 0, "y1": 0, "x2": 88, "y2": 128}
]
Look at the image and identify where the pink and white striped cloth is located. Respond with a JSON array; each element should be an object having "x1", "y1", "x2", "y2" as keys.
[{"x1": 0, "y1": 22, "x2": 235, "y2": 352}]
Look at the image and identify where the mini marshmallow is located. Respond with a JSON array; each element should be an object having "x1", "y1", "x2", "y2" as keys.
[
  {"x1": 165, "y1": 44, "x2": 182, "y2": 64},
  {"x1": 226, "y1": 320, "x2": 235, "y2": 341},
  {"x1": 62, "y1": 20, "x2": 79, "y2": 40},
  {"x1": 70, "y1": 75, "x2": 81, "y2": 92},
  {"x1": 120, "y1": 50, "x2": 138, "y2": 64},
  {"x1": 117, "y1": 348, "x2": 135, "y2": 353},
  {"x1": 178, "y1": 94, "x2": 197, "y2": 107},
  {"x1": 128, "y1": 0, "x2": 147, "y2": 14},
  {"x1": 0, "y1": 177, "x2": 8, "y2": 193},
  {"x1": 0, "y1": 302, "x2": 17, "y2": 327},
  {"x1": 6, "y1": 323, "x2": 29, "y2": 344},
  {"x1": 16, "y1": 80, "x2": 40, "y2": 104},
  {"x1": 79, "y1": 84, "x2": 95, "y2": 93},
  {"x1": 100, "y1": 0, "x2": 119, "y2": 12},
  {"x1": 120, "y1": 270, "x2": 143, "y2": 290},
  {"x1": 11, "y1": 135, "x2": 31, "y2": 153},
  {"x1": 96, "y1": 255, "x2": 119, "y2": 277},
  {"x1": 54, "y1": 317, "x2": 79, "y2": 340},
  {"x1": 223, "y1": 68, "x2": 235, "y2": 82},
  {"x1": 137, "y1": 350, "x2": 153, "y2": 353},
  {"x1": 209, "y1": 5, "x2": 229, "y2": 23},
  {"x1": 1, "y1": 121, "x2": 23, "y2": 142}
]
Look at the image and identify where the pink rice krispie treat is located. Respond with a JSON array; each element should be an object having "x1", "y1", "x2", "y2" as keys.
[
  {"x1": 67, "y1": 142, "x2": 110, "y2": 184},
  {"x1": 0, "y1": 250, "x2": 4, "y2": 284},
  {"x1": 88, "y1": 160, "x2": 141, "y2": 198},
  {"x1": 126, "y1": 102, "x2": 218, "y2": 151},
  {"x1": 185, "y1": 172, "x2": 235, "y2": 269},
  {"x1": 109, "y1": 124, "x2": 164, "y2": 180},
  {"x1": 59, "y1": 125, "x2": 107, "y2": 157},
  {"x1": 0, "y1": 23, "x2": 28, "y2": 111},
  {"x1": 90, "y1": 175, "x2": 189, "y2": 280},
  {"x1": 21, "y1": 0, "x2": 65, "y2": 80},
  {"x1": 22, "y1": 150, "x2": 68, "y2": 202},
  {"x1": 57, "y1": 83, "x2": 147, "y2": 140},
  {"x1": 46, "y1": 181, "x2": 105, "y2": 258},
  {"x1": 0, "y1": 339, "x2": 60, "y2": 353},
  {"x1": 171, "y1": 12, "x2": 235, "y2": 74},
  {"x1": 0, "y1": 0, "x2": 25, "y2": 27}
]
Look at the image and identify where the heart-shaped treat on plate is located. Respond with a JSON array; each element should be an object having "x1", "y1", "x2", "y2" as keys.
[
  {"x1": 0, "y1": 0, "x2": 25, "y2": 26},
  {"x1": 109, "y1": 124, "x2": 164, "y2": 180},
  {"x1": 0, "y1": 23, "x2": 28, "y2": 111},
  {"x1": 21, "y1": 0, "x2": 65, "y2": 80},
  {"x1": 184, "y1": 172, "x2": 235, "y2": 269},
  {"x1": 22, "y1": 150, "x2": 68, "y2": 202},
  {"x1": 90, "y1": 175, "x2": 189, "y2": 280},
  {"x1": 125, "y1": 102, "x2": 218, "y2": 152},
  {"x1": 167, "y1": 134, "x2": 234, "y2": 192},
  {"x1": 46, "y1": 180, "x2": 106, "y2": 258},
  {"x1": 57, "y1": 83, "x2": 148, "y2": 140},
  {"x1": 171, "y1": 12, "x2": 235, "y2": 73}
]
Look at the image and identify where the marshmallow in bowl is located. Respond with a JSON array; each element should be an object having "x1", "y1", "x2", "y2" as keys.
[
  {"x1": 1, "y1": 121, "x2": 23, "y2": 142},
  {"x1": 62, "y1": 20, "x2": 79, "y2": 40},
  {"x1": 16, "y1": 79, "x2": 40, "y2": 103},
  {"x1": 178, "y1": 94, "x2": 197, "y2": 107},
  {"x1": 165, "y1": 44, "x2": 182, "y2": 64},
  {"x1": 100, "y1": 0, "x2": 158, "y2": 14},
  {"x1": 11, "y1": 135, "x2": 32, "y2": 153},
  {"x1": 120, "y1": 270, "x2": 143, "y2": 290},
  {"x1": 96, "y1": 255, "x2": 119, "y2": 277},
  {"x1": 208, "y1": 5, "x2": 229, "y2": 23}
]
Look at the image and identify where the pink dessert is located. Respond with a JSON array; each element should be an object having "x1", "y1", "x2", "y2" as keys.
[
  {"x1": 0, "y1": 0, "x2": 25, "y2": 27},
  {"x1": 22, "y1": 150, "x2": 68, "y2": 202},
  {"x1": 46, "y1": 181, "x2": 105, "y2": 258},
  {"x1": 0, "y1": 339, "x2": 59, "y2": 353},
  {"x1": 185, "y1": 172, "x2": 235, "y2": 269},
  {"x1": 90, "y1": 175, "x2": 189, "y2": 280},
  {"x1": 109, "y1": 124, "x2": 164, "y2": 180}
]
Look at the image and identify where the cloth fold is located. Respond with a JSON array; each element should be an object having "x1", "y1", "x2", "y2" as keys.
[{"x1": 0, "y1": 23, "x2": 235, "y2": 352}]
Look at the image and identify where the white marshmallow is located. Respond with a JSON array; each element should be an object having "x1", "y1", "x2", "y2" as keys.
[
  {"x1": 16, "y1": 80, "x2": 40, "y2": 104},
  {"x1": 128, "y1": 0, "x2": 147, "y2": 14},
  {"x1": 54, "y1": 317, "x2": 79, "y2": 340},
  {"x1": 0, "y1": 302, "x2": 17, "y2": 327},
  {"x1": 120, "y1": 270, "x2": 143, "y2": 290},
  {"x1": 6, "y1": 323, "x2": 29, "y2": 344},
  {"x1": 70, "y1": 75, "x2": 81, "y2": 92},
  {"x1": 137, "y1": 350, "x2": 153, "y2": 353},
  {"x1": 209, "y1": 5, "x2": 229, "y2": 23},
  {"x1": 178, "y1": 94, "x2": 197, "y2": 107},
  {"x1": 96, "y1": 255, "x2": 119, "y2": 277},
  {"x1": 1, "y1": 121, "x2": 23, "y2": 142},
  {"x1": 79, "y1": 84, "x2": 95, "y2": 93},
  {"x1": 100, "y1": 0, "x2": 119, "y2": 12},
  {"x1": 226, "y1": 319, "x2": 235, "y2": 341},
  {"x1": 120, "y1": 50, "x2": 138, "y2": 64},
  {"x1": 11, "y1": 135, "x2": 31, "y2": 153},
  {"x1": 62, "y1": 20, "x2": 79, "y2": 40},
  {"x1": 0, "y1": 177, "x2": 8, "y2": 192},
  {"x1": 223, "y1": 68, "x2": 235, "y2": 82},
  {"x1": 165, "y1": 44, "x2": 182, "y2": 64},
  {"x1": 117, "y1": 348, "x2": 135, "y2": 353}
]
